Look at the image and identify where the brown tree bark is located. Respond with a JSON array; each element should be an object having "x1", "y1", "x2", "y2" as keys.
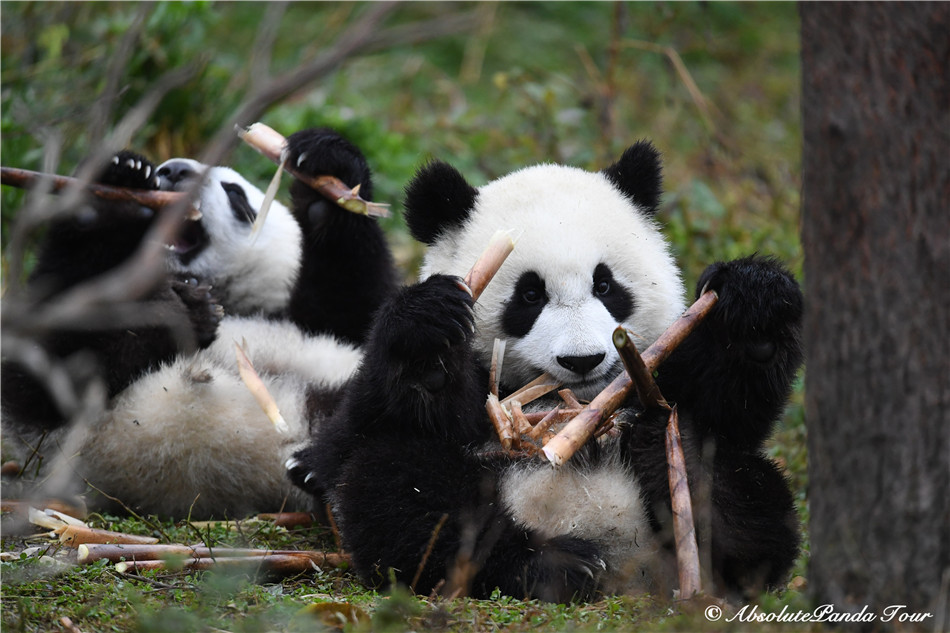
[{"x1": 801, "y1": 2, "x2": 950, "y2": 627}]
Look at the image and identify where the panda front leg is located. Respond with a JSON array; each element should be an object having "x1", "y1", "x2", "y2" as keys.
[
  {"x1": 291, "y1": 275, "x2": 605, "y2": 600},
  {"x1": 282, "y1": 128, "x2": 398, "y2": 345},
  {"x1": 655, "y1": 255, "x2": 804, "y2": 451}
]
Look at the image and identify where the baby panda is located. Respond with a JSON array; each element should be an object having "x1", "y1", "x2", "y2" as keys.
[
  {"x1": 289, "y1": 141, "x2": 803, "y2": 601},
  {"x1": 1, "y1": 129, "x2": 397, "y2": 519}
]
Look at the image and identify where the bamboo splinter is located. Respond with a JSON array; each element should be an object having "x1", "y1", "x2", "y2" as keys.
[{"x1": 541, "y1": 290, "x2": 718, "y2": 466}]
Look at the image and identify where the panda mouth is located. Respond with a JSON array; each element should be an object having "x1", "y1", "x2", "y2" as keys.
[{"x1": 165, "y1": 218, "x2": 209, "y2": 265}]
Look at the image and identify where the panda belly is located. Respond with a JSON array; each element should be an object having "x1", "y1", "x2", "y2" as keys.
[
  {"x1": 499, "y1": 450, "x2": 665, "y2": 595},
  {"x1": 74, "y1": 317, "x2": 362, "y2": 519}
]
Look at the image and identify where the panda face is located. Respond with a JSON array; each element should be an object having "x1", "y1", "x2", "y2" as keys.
[
  {"x1": 413, "y1": 154, "x2": 686, "y2": 400},
  {"x1": 156, "y1": 158, "x2": 302, "y2": 315}
]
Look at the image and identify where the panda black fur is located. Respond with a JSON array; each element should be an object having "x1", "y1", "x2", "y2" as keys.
[
  {"x1": 290, "y1": 141, "x2": 803, "y2": 601},
  {"x1": 1, "y1": 129, "x2": 397, "y2": 519}
]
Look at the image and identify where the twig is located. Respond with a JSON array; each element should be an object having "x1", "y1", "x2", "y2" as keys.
[
  {"x1": 410, "y1": 513, "x2": 449, "y2": 593},
  {"x1": 620, "y1": 39, "x2": 717, "y2": 133},
  {"x1": 542, "y1": 290, "x2": 718, "y2": 466},
  {"x1": 1, "y1": 166, "x2": 194, "y2": 213},
  {"x1": 666, "y1": 406, "x2": 702, "y2": 598}
]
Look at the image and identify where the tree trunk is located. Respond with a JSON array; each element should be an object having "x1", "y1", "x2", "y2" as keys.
[{"x1": 801, "y1": 2, "x2": 950, "y2": 628}]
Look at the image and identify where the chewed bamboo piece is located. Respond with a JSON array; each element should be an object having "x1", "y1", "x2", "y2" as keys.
[
  {"x1": 235, "y1": 339, "x2": 290, "y2": 434},
  {"x1": 0, "y1": 166, "x2": 199, "y2": 218},
  {"x1": 238, "y1": 122, "x2": 390, "y2": 218},
  {"x1": 666, "y1": 405, "x2": 702, "y2": 597},
  {"x1": 464, "y1": 229, "x2": 520, "y2": 300},
  {"x1": 541, "y1": 289, "x2": 718, "y2": 466}
]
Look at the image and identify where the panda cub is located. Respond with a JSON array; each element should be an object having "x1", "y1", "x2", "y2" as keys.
[
  {"x1": 1, "y1": 129, "x2": 397, "y2": 519},
  {"x1": 290, "y1": 142, "x2": 803, "y2": 601}
]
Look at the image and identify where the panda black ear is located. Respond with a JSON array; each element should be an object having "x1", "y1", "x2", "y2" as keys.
[
  {"x1": 602, "y1": 140, "x2": 663, "y2": 216},
  {"x1": 404, "y1": 160, "x2": 478, "y2": 245}
]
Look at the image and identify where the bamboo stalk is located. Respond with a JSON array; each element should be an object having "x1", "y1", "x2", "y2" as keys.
[
  {"x1": 1, "y1": 166, "x2": 196, "y2": 216},
  {"x1": 113, "y1": 554, "x2": 325, "y2": 575},
  {"x1": 500, "y1": 372, "x2": 561, "y2": 408},
  {"x1": 237, "y1": 122, "x2": 390, "y2": 218},
  {"x1": 486, "y1": 394, "x2": 515, "y2": 451},
  {"x1": 77, "y1": 542, "x2": 348, "y2": 567},
  {"x1": 666, "y1": 406, "x2": 701, "y2": 598},
  {"x1": 463, "y1": 229, "x2": 519, "y2": 301},
  {"x1": 613, "y1": 326, "x2": 670, "y2": 411},
  {"x1": 541, "y1": 290, "x2": 718, "y2": 466},
  {"x1": 489, "y1": 338, "x2": 506, "y2": 398},
  {"x1": 57, "y1": 525, "x2": 159, "y2": 547},
  {"x1": 256, "y1": 512, "x2": 316, "y2": 528}
]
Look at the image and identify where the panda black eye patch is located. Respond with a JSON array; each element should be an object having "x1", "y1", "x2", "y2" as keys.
[
  {"x1": 593, "y1": 263, "x2": 635, "y2": 322},
  {"x1": 501, "y1": 271, "x2": 547, "y2": 338},
  {"x1": 221, "y1": 182, "x2": 257, "y2": 224}
]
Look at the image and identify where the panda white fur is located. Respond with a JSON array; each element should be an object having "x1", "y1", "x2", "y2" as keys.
[
  {"x1": 291, "y1": 141, "x2": 803, "y2": 601},
  {"x1": 1, "y1": 129, "x2": 397, "y2": 519}
]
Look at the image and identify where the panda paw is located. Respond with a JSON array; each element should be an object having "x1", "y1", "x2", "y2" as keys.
[
  {"x1": 522, "y1": 535, "x2": 605, "y2": 603},
  {"x1": 696, "y1": 255, "x2": 803, "y2": 365},
  {"x1": 171, "y1": 275, "x2": 223, "y2": 349},
  {"x1": 384, "y1": 274, "x2": 475, "y2": 357},
  {"x1": 283, "y1": 128, "x2": 374, "y2": 232},
  {"x1": 98, "y1": 150, "x2": 159, "y2": 190},
  {"x1": 285, "y1": 445, "x2": 322, "y2": 496}
]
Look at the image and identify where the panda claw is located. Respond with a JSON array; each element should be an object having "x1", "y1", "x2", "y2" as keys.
[
  {"x1": 284, "y1": 457, "x2": 300, "y2": 472},
  {"x1": 126, "y1": 159, "x2": 136, "y2": 169},
  {"x1": 111, "y1": 155, "x2": 120, "y2": 165},
  {"x1": 456, "y1": 279, "x2": 474, "y2": 297},
  {"x1": 304, "y1": 472, "x2": 316, "y2": 485},
  {"x1": 296, "y1": 152, "x2": 308, "y2": 168}
]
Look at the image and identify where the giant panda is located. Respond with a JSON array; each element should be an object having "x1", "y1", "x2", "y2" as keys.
[
  {"x1": 289, "y1": 141, "x2": 803, "y2": 601},
  {"x1": 1, "y1": 128, "x2": 397, "y2": 519}
]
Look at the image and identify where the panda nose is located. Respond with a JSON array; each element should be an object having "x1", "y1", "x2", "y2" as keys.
[
  {"x1": 556, "y1": 353, "x2": 606, "y2": 375},
  {"x1": 157, "y1": 161, "x2": 196, "y2": 185}
]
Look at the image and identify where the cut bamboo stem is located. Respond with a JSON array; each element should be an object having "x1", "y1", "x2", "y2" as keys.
[
  {"x1": 486, "y1": 394, "x2": 515, "y2": 451},
  {"x1": 613, "y1": 326, "x2": 670, "y2": 411},
  {"x1": 57, "y1": 525, "x2": 159, "y2": 547},
  {"x1": 464, "y1": 229, "x2": 519, "y2": 301},
  {"x1": 541, "y1": 290, "x2": 718, "y2": 466},
  {"x1": 1, "y1": 166, "x2": 192, "y2": 212},
  {"x1": 237, "y1": 122, "x2": 390, "y2": 218},
  {"x1": 666, "y1": 406, "x2": 702, "y2": 598},
  {"x1": 113, "y1": 554, "x2": 332, "y2": 575},
  {"x1": 77, "y1": 542, "x2": 348, "y2": 567}
]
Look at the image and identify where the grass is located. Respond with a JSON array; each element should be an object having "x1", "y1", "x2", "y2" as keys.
[{"x1": 1, "y1": 2, "x2": 809, "y2": 631}]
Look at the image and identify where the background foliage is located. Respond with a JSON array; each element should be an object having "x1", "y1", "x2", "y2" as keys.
[{"x1": 1, "y1": 2, "x2": 806, "y2": 631}]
